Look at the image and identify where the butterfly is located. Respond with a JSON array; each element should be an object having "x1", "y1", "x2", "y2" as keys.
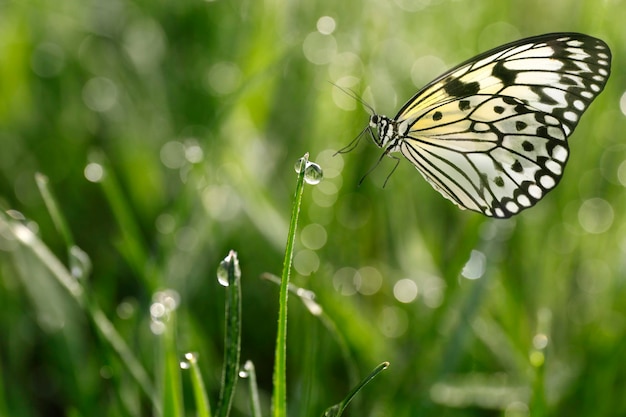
[{"x1": 342, "y1": 33, "x2": 611, "y2": 218}]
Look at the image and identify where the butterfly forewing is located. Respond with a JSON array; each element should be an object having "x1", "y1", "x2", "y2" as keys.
[{"x1": 381, "y1": 33, "x2": 610, "y2": 218}]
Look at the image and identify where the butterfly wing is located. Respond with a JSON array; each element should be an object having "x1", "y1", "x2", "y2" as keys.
[{"x1": 394, "y1": 33, "x2": 611, "y2": 218}]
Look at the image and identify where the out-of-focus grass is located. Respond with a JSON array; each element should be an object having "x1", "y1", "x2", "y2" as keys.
[{"x1": 1, "y1": 0, "x2": 626, "y2": 416}]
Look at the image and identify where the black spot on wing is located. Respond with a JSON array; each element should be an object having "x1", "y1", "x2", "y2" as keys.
[
  {"x1": 492, "y1": 60, "x2": 517, "y2": 86},
  {"x1": 522, "y1": 141, "x2": 534, "y2": 151},
  {"x1": 444, "y1": 77, "x2": 480, "y2": 97}
]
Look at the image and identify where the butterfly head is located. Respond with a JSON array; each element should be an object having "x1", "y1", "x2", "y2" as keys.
[{"x1": 369, "y1": 114, "x2": 396, "y2": 150}]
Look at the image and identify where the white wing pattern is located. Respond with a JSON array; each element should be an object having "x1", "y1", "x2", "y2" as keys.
[{"x1": 369, "y1": 33, "x2": 611, "y2": 218}]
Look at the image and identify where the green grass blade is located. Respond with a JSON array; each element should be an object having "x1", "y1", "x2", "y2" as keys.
[
  {"x1": 261, "y1": 273, "x2": 359, "y2": 393},
  {"x1": 322, "y1": 362, "x2": 390, "y2": 417},
  {"x1": 35, "y1": 172, "x2": 75, "y2": 248},
  {"x1": 35, "y1": 173, "x2": 92, "y2": 280},
  {"x1": 1, "y1": 213, "x2": 159, "y2": 412},
  {"x1": 161, "y1": 306, "x2": 184, "y2": 417},
  {"x1": 91, "y1": 307, "x2": 159, "y2": 411},
  {"x1": 271, "y1": 154, "x2": 308, "y2": 417},
  {"x1": 87, "y1": 151, "x2": 153, "y2": 288},
  {"x1": 242, "y1": 360, "x2": 262, "y2": 417},
  {"x1": 216, "y1": 250, "x2": 242, "y2": 417},
  {"x1": 184, "y1": 353, "x2": 212, "y2": 417}
]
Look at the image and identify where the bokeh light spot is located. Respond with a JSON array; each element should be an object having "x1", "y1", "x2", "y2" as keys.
[
  {"x1": 82, "y1": 77, "x2": 118, "y2": 112},
  {"x1": 619, "y1": 90, "x2": 626, "y2": 116},
  {"x1": 532, "y1": 333, "x2": 548, "y2": 350},
  {"x1": 461, "y1": 250, "x2": 486, "y2": 279},
  {"x1": 578, "y1": 198, "x2": 613, "y2": 234},
  {"x1": 156, "y1": 213, "x2": 176, "y2": 234},
  {"x1": 316, "y1": 16, "x2": 336, "y2": 35},
  {"x1": 202, "y1": 185, "x2": 242, "y2": 221},
  {"x1": 293, "y1": 249, "x2": 320, "y2": 276},
  {"x1": 206, "y1": 62, "x2": 242, "y2": 95},
  {"x1": 393, "y1": 278, "x2": 418, "y2": 303},
  {"x1": 160, "y1": 141, "x2": 186, "y2": 169},
  {"x1": 333, "y1": 267, "x2": 358, "y2": 296},
  {"x1": 378, "y1": 306, "x2": 408, "y2": 338},
  {"x1": 356, "y1": 266, "x2": 383, "y2": 295},
  {"x1": 123, "y1": 18, "x2": 166, "y2": 73},
  {"x1": 411, "y1": 55, "x2": 446, "y2": 88},
  {"x1": 84, "y1": 162, "x2": 104, "y2": 183},
  {"x1": 302, "y1": 31, "x2": 337, "y2": 65},
  {"x1": 300, "y1": 223, "x2": 327, "y2": 250}
]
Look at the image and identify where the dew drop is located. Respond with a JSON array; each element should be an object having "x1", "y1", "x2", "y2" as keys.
[
  {"x1": 294, "y1": 157, "x2": 307, "y2": 174},
  {"x1": 180, "y1": 361, "x2": 191, "y2": 369},
  {"x1": 239, "y1": 360, "x2": 255, "y2": 378},
  {"x1": 304, "y1": 162, "x2": 323, "y2": 185},
  {"x1": 217, "y1": 262, "x2": 230, "y2": 287},
  {"x1": 294, "y1": 154, "x2": 323, "y2": 185},
  {"x1": 217, "y1": 250, "x2": 240, "y2": 286},
  {"x1": 69, "y1": 245, "x2": 92, "y2": 280}
]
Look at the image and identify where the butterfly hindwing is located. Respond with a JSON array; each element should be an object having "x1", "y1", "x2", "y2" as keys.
[
  {"x1": 401, "y1": 97, "x2": 568, "y2": 217},
  {"x1": 379, "y1": 32, "x2": 611, "y2": 218}
]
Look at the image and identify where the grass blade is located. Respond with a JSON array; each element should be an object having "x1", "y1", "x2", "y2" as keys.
[
  {"x1": 183, "y1": 353, "x2": 212, "y2": 417},
  {"x1": 242, "y1": 360, "x2": 262, "y2": 417},
  {"x1": 216, "y1": 250, "x2": 242, "y2": 417},
  {"x1": 322, "y1": 362, "x2": 390, "y2": 417},
  {"x1": 271, "y1": 153, "x2": 308, "y2": 417}
]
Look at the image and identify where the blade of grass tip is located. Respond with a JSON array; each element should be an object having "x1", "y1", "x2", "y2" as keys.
[
  {"x1": 35, "y1": 173, "x2": 93, "y2": 280},
  {"x1": 322, "y1": 362, "x2": 390, "y2": 417},
  {"x1": 3, "y1": 214, "x2": 84, "y2": 303},
  {"x1": 272, "y1": 153, "x2": 309, "y2": 417},
  {"x1": 216, "y1": 250, "x2": 242, "y2": 417},
  {"x1": 241, "y1": 360, "x2": 262, "y2": 417},
  {"x1": 183, "y1": 353, "x2": 212, "y2": 417},
  {"x1": 35, "y1": 172, "x2": 75, "y2": 248}
]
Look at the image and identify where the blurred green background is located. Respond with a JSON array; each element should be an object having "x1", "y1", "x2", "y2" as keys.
[{"x1": 1, "y1": 0, "x2": 626, "y2": 416}]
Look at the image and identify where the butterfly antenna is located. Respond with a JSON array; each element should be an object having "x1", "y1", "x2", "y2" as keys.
[{"x1": 329, "y1": 82, "x2": 376, "y2": 115}]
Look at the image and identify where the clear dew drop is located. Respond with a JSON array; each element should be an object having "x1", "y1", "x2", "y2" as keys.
[
  {"x1": 294, "y1": 157, "x2": 307, "y2": 174},
  {"x1": 239, "y1": 360, "x2": 254, "y2": 378},
  {"x1": 294, "y1": 155, "x2": 323, "y2": 185},
  {"x1": 69, "y1": 245, "x2": 92, "y2": 280},
  {"x1": 217, "y1": 250, "x2": 240, "y2": 287},
  {"x1": 184, "y1": 352, "x2": 198, "y2": 363},
  {"x1": 217, "y1": 261, "x2": 230, "y2": 287},
  {"x1": 180, "y1": 361, "x2": 191, "y2": 369},
  {"x1": 304, "y1": 162, "x2": 323, "y2": 185}
]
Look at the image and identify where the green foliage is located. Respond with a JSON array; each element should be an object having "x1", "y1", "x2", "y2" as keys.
[{"x1": 2, "y1": 0, "x2": 626, "y2": 416}]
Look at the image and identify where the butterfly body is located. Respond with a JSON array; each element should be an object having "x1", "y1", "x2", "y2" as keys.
[{"x1": 363, "y1": 33, "x2": 611, "y2": 218}]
